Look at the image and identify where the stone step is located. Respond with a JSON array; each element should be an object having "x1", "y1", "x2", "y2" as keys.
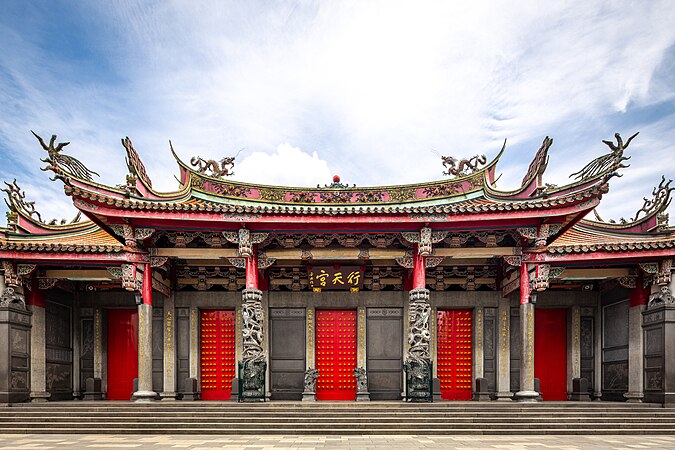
[{"x1": 0, "y1": 426, "x2": 673, "y2": 435}]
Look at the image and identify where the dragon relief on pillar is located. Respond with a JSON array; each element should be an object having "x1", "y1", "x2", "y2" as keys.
[
  {"x1": 407, "y1": 289, "x2": 431, "y2": 363},
  {"x1": 241, "y1": 289, "x2": 265, "y2": 364},
  {"x1": 240, "y1": 288, "x2": 266, "y2": 399},
  {"x1": 354, "y1": 367, "x2": 368, "y2": 393},
  {"x1": 304, "y1": 368, "x2": 319, "y2": 393}
]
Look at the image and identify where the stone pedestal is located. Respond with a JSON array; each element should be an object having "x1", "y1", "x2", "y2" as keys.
[
  {"x1": 302, "y1": 391, "x2": 316, "y2": 402},
  {"x1": 643, "y1": 304, "x2": 675, "y2": 405},
  {"x1": 515, "y1": 302, "x2": 538, "y2": 402},
  {"x1": 0, "y1": 306, "x2": 32, "y2": 404},
  {"x1": 83, "y1": 377, "x2": 103, "y2": 401},
  {"x1": 132, "y1": 303, "x2": 156, "y2": 402}
]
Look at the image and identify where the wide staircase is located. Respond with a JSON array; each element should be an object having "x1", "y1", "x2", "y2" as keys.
[{"x1": 1, "y1": 401, "x2": 674, "y2": 435}]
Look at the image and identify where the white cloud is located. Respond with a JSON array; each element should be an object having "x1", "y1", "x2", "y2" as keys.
[{"x1": 234, "y1": 143, "x2": 332, "y2": 188}]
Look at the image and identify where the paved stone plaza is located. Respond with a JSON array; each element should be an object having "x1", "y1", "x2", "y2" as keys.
[{"x1": 0, "y1": 434, "x2": 674, "y2": 449}]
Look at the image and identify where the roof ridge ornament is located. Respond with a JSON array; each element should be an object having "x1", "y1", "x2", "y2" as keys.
[
  {"x1": 189, "y1": 151, "x2": 239, "y2": 179},
  {"x1": 633, "y1": 176, "x2": 674, "y2": 222},
  {"x1": 2, "y1": 179, "x2": 42, "y2": 223},
  {"x1": 570, "y1": 131, "x2": 638, "y2": 181},
  {"x1": 121, "y1": 136, "x2": 153, "y2": 189},
  {"x1": 31, "y1": 131, "x2": 100, "y2": 181},
  {"x1": 318, "y1": 175, "x2": 355, "y2": 189},
  {"x1": 442, "y1": 154, "x2": 487, "y2": 177},
  {"x1": 1, "y1": 179, "x2": 82, "y2": 227}
]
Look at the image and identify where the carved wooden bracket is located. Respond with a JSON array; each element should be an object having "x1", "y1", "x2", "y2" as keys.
[
  {"x1": 400, "y1": 227, "x2": 448, "y2": 256},
  {"x1": 223, "y1": 229, "x2": 268, "y2": 258},
  {"x1": 517, "y1": 223, "x2": 563, "y2": 247}
]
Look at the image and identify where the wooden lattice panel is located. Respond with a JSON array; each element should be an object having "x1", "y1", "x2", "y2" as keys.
[
  {"x1": 200, "y1": 310, "x2": 236, "y2": 400},
  {"x1": 437, "y1": 309, "x2": 473, "y2": 400},
  {"x1": 316, "y1": 310, "x2": 357, "y2": 400}
]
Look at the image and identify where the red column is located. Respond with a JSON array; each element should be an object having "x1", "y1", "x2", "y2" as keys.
[
  {"x1": 142, "y1": 264, "x2": 152, "y2": 305},
  {"x1": 412, "y1": 244, "x2": 426, "y2": 289},
  {"x1": 629, "y1": 274, "x2": 649, "y2": 307},
  {"x1": 245, "y1": 244, "x2": 259, "y2": 289},
  {"x1": 26, "y1": 278, "x2": 46, "y2": 308},
  {"x1": 520, "y1": 263, "x2": 530, "y2": 304}
]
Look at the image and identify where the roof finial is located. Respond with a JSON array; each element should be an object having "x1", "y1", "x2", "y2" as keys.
[
  {"x1": 570, "y1": 131, "x2": 638, "y2": 181},
  {"x1": 442, "y1": 154, "x2": 487, "y2": 177}
]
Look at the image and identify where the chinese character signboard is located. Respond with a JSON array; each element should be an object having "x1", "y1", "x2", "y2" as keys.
[{"x1": 309, "y1": 266, "x2": 363, "y2": 290}]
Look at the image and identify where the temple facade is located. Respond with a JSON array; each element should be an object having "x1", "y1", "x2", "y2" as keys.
[{"x1": 1, "y1": 132, "x2": 675, "y2": 404}]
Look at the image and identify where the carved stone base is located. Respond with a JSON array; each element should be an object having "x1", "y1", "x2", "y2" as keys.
[
  {"x1": 302, "y1": 391, "x2": 316, "y2": 402},
  {"x1": 159, "y1": 392, "x2": 177, "y2": 401},
  {"x1": 624, "y1": 391, "x2": 644, "y2": 403},
  {"x1": 30, "y1": 391, "x2": 50, "y2": 403},
  {"x1": 238, "y1": 360, "x2": 266, "y2": 402},
  {"x1": 515, "y1": 390, "x2": 539, "y2": 402},
  {"x1": 432, "y1": 378, "x2": 442, "y2": 402},
  {"x1": 132, "y1": 390, "x2": 156, "y2": 402},
  {"x1": 356, "y1": 391, "x2": 370, "y2": 402},
  {"x1": 495, "y1": 391, "x2": 513, "y2": 401},
  {"x1": 404, "y1": 359, "x2": 432, "y2": 402}
]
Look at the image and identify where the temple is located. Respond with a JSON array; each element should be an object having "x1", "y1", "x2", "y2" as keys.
[{"x1": 1, "y1": 131, "x2": 674, "y2": 405}]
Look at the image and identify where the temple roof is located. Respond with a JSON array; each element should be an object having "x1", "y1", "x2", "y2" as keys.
[{"x1": 0, "y1": 130, "x2": 672, "y2": 266}]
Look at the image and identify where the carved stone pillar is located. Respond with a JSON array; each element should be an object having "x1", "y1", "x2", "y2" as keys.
[
  {"x1": 405, "y1": 288, "x2": 432, "y2": 401},
  {"x1": 515, "y1": 263, "x2": 537, "y2": 402},
  {"x1": 27, "y1": 283, "x2": 49, "y2": 402},
  {"x1": 625, "y1": 278, "x2": 650, "y2": 402},
  {"x1": 133, "y1": 265, "x2": 155, "y2": 402},
  {"x1": 160, "y1": 292, "x2": 176, "y2": 400},
  {"x1": 240, "y1": 288, "x2": 266, "y2": 400},
  {"x1": 495, "y1": 297, "x2": 511, "y2": 400}
]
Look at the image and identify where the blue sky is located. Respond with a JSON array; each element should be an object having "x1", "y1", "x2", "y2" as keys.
[{"x1": 1, "y1": 1, "x2": 675, "y2": 224}]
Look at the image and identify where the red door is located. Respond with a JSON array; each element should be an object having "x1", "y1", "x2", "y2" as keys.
[
  {"x1": 316, "y1": 310, "x2": 357, "y2": 400},
  {"x1": 107, "y1": 309, "x2": 138, "y2": 400},
  {"x1": 437, "y1": 309, "x2": 473, "y2": 400},
  {"x1": 535, "y1": 308, "x2": 567, "y2": 401},
  {"x1": 200, "y1": 310, "x2": 236, "y2": 400}
]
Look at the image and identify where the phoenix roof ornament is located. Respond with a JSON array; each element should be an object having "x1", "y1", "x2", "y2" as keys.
[
  {"x1": 31, "y1": 131, "x2": 100, "y2": 181},
  {"x1": 570, "y1": 132, "x2": 638, "y2": 181},
  {"x1": 442, "y1": 154, "x2": 487, "y2": 177}
]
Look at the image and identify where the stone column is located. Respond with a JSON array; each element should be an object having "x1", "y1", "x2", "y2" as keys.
[
  {"x1": 568, "y1": 305, "x2": 581, "y2": 396},
  {"x1": 474, "y1": 306, "x2": 484, "y2": 382},
  {"x1": 189, "y1": 305, "x2": 199, "y2": 380},
  {"x1": 515, "y1": 263, "x2": 537, "y2": 402},
  {"x1": 356, "y1": 306, "x2": 369, "y2": 401},
  {"x1": 72, "y1": 292, "x2": 81, "y2": 399},
  {"x1": 133, "y1": 265, "x2": 155, "y2": 402},
  {"x1": 593, "y1": 298, "x2": 602, "y2": 399},
  {"x1": 625, "y1": 282, "x2": 648, "y2": 402},
  {"x1": 27, "y1": 282, "x2": 49, "y2": 402},
  {"x1": 302, "y1": 306, "x2": 316, "y2": 401},
  {"x1": 160, "y1": 292, "x2": 176, "y2": 400},
  {"x1": 93, "y1": 307, "x2": 103, "y2": 384},
  {"x1": 495, "y1": 297, "x2": 511, "y2": 400}
]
